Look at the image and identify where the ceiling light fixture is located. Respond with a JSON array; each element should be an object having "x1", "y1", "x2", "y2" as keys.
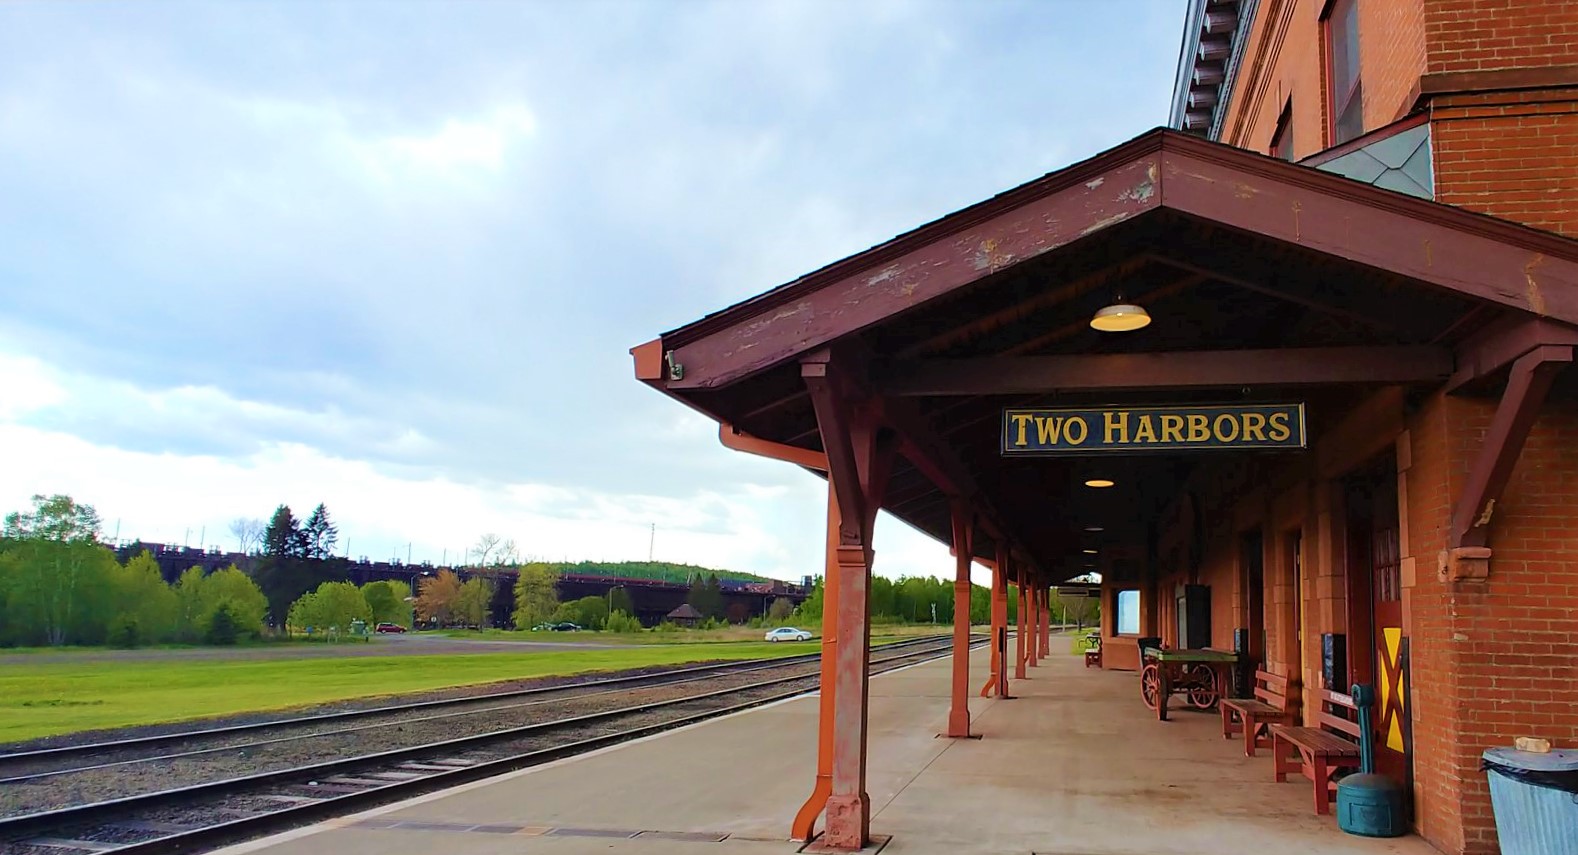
[
  {"x1": 1084, "y1": 478, "x2": 1115, "y2": 488},
  {"x1": 1089, "y1": 296, "x2": 1151, "y2": 332},
  {"x1": 1082, "y1": 549, "x2": 1098, "y2": 554},
  {"x1": 1084, "y1": 525, "x2": 1104, "y2": 532}
]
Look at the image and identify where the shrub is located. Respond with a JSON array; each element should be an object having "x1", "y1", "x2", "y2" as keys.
[
  {"x1": 605, "y1": 610, "x2": 643, "y2": 633},
  {"x1": 206, "y1": 601, "x2": 241, "y2": 645},
  {"x1": 653, "y1": 621, "x2": 680, "y2": 633},
  {"x1": 106, "y1": 613, "x2": 142, "y2": 649}
]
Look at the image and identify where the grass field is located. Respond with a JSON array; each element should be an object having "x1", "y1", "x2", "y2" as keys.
[{"x1": 0, "y1": 642, "x2": 824, "y2": 744}]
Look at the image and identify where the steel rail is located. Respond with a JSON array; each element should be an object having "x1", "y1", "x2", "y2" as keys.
[
  {"x1": 0, "y1": 634, "x2": 948, "y2": 769},
  {"x1": 0, "y1": 637, "x2": 976, "y2": 852}
]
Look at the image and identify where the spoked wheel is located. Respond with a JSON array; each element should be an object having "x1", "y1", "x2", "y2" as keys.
[
  {"x1": 1185, "y1": 664, "x2": 1219, "y2": 710},
  {"x1": 1140, "y1": 663, "x2": 1162, "y2": 710}
]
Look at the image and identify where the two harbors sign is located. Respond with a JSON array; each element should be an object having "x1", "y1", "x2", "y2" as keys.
[{"x1": 1001, "y1": 404, "x2": 1306, "y2": 455}]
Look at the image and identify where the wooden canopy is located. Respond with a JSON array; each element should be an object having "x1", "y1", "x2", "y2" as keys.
[{"x1": 632, "y1": 128, "x2": 1578, "y2": 575}]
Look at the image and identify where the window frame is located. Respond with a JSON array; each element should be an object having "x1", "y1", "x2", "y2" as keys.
[
  {"x1": 1114, "y1": 588, "x2": 1142, "y2": 637},
  {"x1": 1270, "y1": 101, "x2": 1294, "y2": 161},
  {"x1": 1322, "y1": 0, "x2": 1363, "y2": 145}
]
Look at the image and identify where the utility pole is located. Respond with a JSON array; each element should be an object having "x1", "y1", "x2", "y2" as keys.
[{"x1": 648, "y1": 523, "x2": 655, "y2": 562}]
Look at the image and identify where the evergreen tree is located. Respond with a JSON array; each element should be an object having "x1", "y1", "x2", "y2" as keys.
[
  {"x1": 262, "y1": 505, "x2": 301, "y2": 558},
  {"x1": 302, "y1": 503, "x2": 338, "y2": 559}
]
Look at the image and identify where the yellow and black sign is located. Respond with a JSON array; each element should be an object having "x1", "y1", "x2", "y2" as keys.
[{"x1": 1001, "y1": 404, "x2": 1306, "y2": 455}]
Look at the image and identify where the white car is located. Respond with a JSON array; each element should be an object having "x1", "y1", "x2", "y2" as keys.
[{"x1": 765, "y1": 627, "x2": 813, "y2": 642}]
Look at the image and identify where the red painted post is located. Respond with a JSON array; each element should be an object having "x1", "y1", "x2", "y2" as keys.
[
  {"x1": 947, "y1": 501, "x2": 972, "y2": 737},
  {"x1": 824, "y1": 542, "x2": 872, "y2": 849},
  {"x1": 791, "y1": 480, "x2": 840, "y2": 841},
  {"x1": 1039, "y1": 586, "x2": 1051, "y2": 659},
  {"x1": 1028, "y1": 579, "x2": 1040, "y2": 668},
  {"x1": 1014, "y1": 565, "x2": 1028, "y2": 680},
  {"x1": 997, "y1": 552, "x2": 1009, "y2": 700}
]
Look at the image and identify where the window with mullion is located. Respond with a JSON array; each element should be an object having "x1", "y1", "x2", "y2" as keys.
[{"x1": 1326, "y1": 0, "x2": 1363, "y2": 144}]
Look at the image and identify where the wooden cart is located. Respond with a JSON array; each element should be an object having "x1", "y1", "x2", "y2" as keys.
[{"x1": 1139, "y1": 647, "x2": 1238, "y2": 721}]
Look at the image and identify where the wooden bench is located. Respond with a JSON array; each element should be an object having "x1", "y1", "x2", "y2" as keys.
[
  {"x1": 1271, "y1": 689, "x2": 1362, "y2": 815},
  {"x1": 1083, "y1": 634, "x2": 1102, "y2": 668},
  {"x1": 1220, "y1": 669, "x2": 1297, "y2": 757}
]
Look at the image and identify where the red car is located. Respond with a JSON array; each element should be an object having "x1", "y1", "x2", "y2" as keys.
[{"x1": 375, "y1": 622, "x2": 407, "y2": 633}]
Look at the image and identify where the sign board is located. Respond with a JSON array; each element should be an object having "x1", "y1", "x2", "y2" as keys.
[
  {"x1": 1053, "y1": 586, "x2": 1099, "y2": 598},
  {"x1": 1002, "y1": 403, "x2": 1305, "y2": 456}
]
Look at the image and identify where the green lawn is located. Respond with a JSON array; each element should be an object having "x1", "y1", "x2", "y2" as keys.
[{"x1": 0, "y1": 643, "x2": 817, "y2": 744}]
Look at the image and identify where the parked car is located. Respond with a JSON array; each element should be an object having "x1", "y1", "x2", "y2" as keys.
[
  {"x1": 552, "y1": 622, "x2": 581, "y2": 632},
  {"x1": 765, "y1": 627, "x2": 813, "y2": 642},
  {"x1": 375, "y1": 622, "x2": 407, "y2": 634}
]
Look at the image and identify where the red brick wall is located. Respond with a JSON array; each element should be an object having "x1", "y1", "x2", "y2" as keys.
[
  {"x1": 1403, "y1": 391, "x2": 1578, "y2": 854},
  {"x1": 1219, "y1": 0, "x2": 1426, "y2": 156},
  {"x1": 1401, "y1": 393, "x2": 1467, "y2": 854},
  {"x1": 1432, "y1": 91, "x2": 1578, "y2": 237},
  {"x1": 1424, "y1": 0, "x2": 1578, "y2": 74}
]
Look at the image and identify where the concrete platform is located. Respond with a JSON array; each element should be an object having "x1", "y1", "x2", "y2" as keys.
[{"x1": 220, "y1": 639, "x2": 1440, "y2": 855}]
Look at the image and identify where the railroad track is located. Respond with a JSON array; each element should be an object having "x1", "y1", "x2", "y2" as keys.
[
  {"x1": 0, "y1": 634, "x2": 948, "y2": 789},
  {"x1": 0, "y1": 635, "x2": 977, "y2": 855}
]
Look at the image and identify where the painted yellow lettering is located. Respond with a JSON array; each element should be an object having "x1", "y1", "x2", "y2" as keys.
[
  {"x1": 1036, "y1": 416, "x2": 1064, "y2": 445},
  {"x1": 1104, "y1": 411, "x2": 1129, "y2": 444},
  {"x1": 1213, "y1": 413, "x2": 1240, "y2": 442},
  {"x1": 1064, "y1": 417, "x2": 1089, "y2": 445},
  {"x1": 1011, "y1": 414, "x2": 1035, "y2": 447},
  {"x1": 1159, "y1": 414, "x2": 1184, "y2": 443},
  {"x1": 1243, "y1": 412, "x2": 1268, "y2": 442},
  {"x1": 1186, "y1": 414, "x2": 1210, "y2": 442},
  {"x1": 1134, "y1": 414, "x2": 1158, "y2": 443},
  {"x1": 1268, "y1": 411, "x2": 1292, "y2": 442}
]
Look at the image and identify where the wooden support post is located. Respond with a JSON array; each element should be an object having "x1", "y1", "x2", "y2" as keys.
[
  {"x1": 1028, "y1": 578, "x2": 1040, "y2": 668},
  {"x1": 801, "y1": 352, "x2": 896, "y2": 851},
  {"x1": 946, "y1": 500, "x2": 973, "y2": 738},
  {"x1": 1015, "y1": 565, "x2": 1028, "y2": 680},
  {"x1": 981, "y1": 548, "x2": 1011, "y2": 698},
  {"x1": 1039, "y1": 586, "x2": 1051, "y2": 659}
]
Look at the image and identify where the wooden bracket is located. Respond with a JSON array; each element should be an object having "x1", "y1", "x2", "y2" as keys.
[
  {"x1": 1447, "y1": 345, "x2": 1573, "y2": 575},
  {"x1": 1438, "y1": 547, "x2": 1493, "y2": 583}
]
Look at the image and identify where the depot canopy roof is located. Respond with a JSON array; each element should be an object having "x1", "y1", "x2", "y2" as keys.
[{"x1": 632, "y1": 128, "x2": 1578, "y2": 571}]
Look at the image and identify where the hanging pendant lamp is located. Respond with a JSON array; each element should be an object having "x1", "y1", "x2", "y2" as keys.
[{"x1": 1089, "y1": 296, "x2": 1151, "y2": 332}]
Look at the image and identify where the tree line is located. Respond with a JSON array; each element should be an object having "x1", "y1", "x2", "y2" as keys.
[{"x1": 1, "y1": 495, "x2": 271, "y2": 646}]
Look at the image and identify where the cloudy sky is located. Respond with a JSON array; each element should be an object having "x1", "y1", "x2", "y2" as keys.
[{"x1": 0, "y1": 1, "x2": 1182, "y2": 582}]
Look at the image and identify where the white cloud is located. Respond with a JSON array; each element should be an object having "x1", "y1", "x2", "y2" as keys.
[
  {"x1": 0, "y1": 353, "x2": 67, "y2": 419},
  {"x1": 0, "y1": 422, "x2": 962, "y2": 581}
]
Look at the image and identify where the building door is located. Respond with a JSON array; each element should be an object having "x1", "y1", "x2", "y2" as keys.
[
  {"x1": 1345, "y1": 462, "x2": 1411, "y2": 786},
  {"x1": 1369, "y1": 475, "x2": 1410, "y2": 785}
]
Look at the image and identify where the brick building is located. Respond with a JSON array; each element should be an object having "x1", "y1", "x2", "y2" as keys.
[
  {"x1": 637, "y1": 3, "x2": 1577, "y2": 853},
  {"x1": 1164, "y1": 2, "x2": 1578, "y2": 852}
]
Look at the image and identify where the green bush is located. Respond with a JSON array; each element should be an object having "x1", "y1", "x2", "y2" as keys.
[
  {"x1": 205, "y1": 601, "x2": 241, "y2": 645},
  {"x1": 604, "y1": 610, "x2": 643, "y2": 633},
  {"x1": 653, "y1": 621, "x2": 680, "y2": 633},
  {"x1": 106, "y1": 613, "x2": 142, "y2": 649}
]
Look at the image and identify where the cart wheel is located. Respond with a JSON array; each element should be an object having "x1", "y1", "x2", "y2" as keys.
[
  {"x1": 1185, "y1": 664, "x2": 1218, "y2": 709},
  {"x1": 1140, "y1": 663, "x2": 1161, "y2": 711}
]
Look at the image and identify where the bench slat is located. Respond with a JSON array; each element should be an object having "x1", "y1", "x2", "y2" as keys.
[
  {"x1": 1277, "y1": 727, "x2": 1360, "y2": 756},
  {"x1": 1223, "y1": 698, "x2": 1282, "y2": 716}
]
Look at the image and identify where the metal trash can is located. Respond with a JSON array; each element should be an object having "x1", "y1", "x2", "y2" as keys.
[{"x1": 1482, "y1": 747, "x2": 1578, "y2": 855}]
